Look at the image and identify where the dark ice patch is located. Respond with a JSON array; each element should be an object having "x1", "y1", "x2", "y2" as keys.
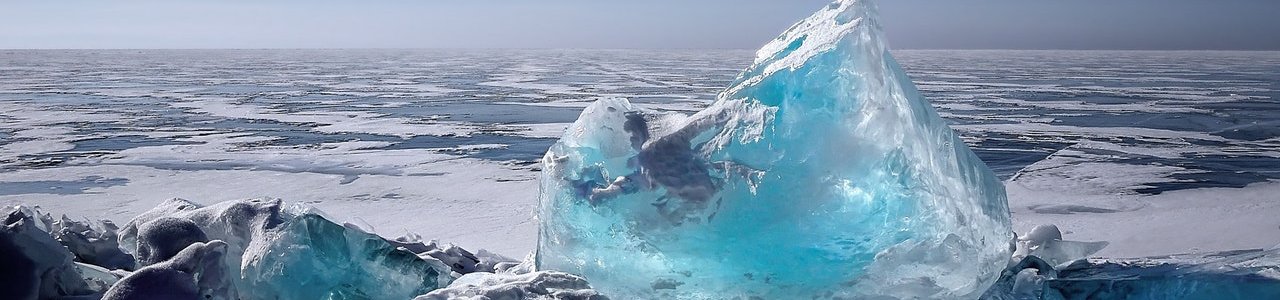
[
  {"x1": 0, "y1": 176, "x2": 129, "y2": 196},
  {"x1": 382, "y1": 134, "x2": 557, "y2": 162},
  {"x1": 1131, "y1": 155, "x2": 1280, "y2": 194},
  {"x1": 72, "y1": 135, "x2": 197, "y2": 152},
  {"x1": 380, "y1": 101, "x2": 584, "y2": 124},
  {"x1": 1028, "y1": 204, "x2": 1122, "y2": 215}
]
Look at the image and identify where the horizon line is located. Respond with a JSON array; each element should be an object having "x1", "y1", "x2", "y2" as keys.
[{"x1": 3, "y1": 47, "x2": 1280, "y2": 52}]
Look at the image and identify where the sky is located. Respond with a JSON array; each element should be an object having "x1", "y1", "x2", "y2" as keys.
[{"x1": 2, "y1": 0, "x2": 1278, "y2": 50}]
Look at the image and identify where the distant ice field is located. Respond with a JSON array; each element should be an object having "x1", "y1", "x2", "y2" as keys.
[{"x1": 1, "y1": 49, "x2": 1277, "y2": 257}]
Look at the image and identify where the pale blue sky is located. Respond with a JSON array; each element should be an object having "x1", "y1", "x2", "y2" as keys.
[{"x1": 2, "y1": 0, "x2": 1278, "y2": 50}]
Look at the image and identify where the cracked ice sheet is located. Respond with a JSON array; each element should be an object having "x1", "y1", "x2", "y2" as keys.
[
  {"x1": 504, "y1": 123, "x2": 571, "y2": 139},
  {"x1": 1004, "y1": 136, "x2": 1280, "y2": 258},
  {"x1": 170, "y1": 97, "x2": 484, "y2": 138},
  {"x1": 0, "y1": 147, "x2": 541, "y2": 257},
  {"x1": 496, "y1": 98, "x2": 709, "y2": 113},
  {"x1": 0, "y1": 103, "x2": 134, "y2": 161},
  {"x1": 1008, "y1": 162, "x2": 1280, "y2": 258}
]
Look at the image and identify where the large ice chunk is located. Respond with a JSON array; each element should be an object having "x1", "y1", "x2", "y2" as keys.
[
  {"x1": 119, "y1": 199, "x2": 453, "y2": 299},
  {"x1": 389, "y1": 234, "x2": 521, "y2": 275},
  {"x1": 536, "y1": 0, "x2": 1011, "y2": 298}
]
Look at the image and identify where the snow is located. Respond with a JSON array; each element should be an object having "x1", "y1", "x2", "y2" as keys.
[
  {"x1": 171, "y1": 98, "x2": 488, "y2": 138},
  {"x1": 0, "y1": 162, "x2": 539, "y2": 257},
  {"x1": 1009, "y1": 179, "x2": 1280, "y2": 258}
]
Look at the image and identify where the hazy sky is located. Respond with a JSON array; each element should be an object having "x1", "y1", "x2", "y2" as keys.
[{"x1": 3, "y1": 0, "x2": 1278, "y2": 50}]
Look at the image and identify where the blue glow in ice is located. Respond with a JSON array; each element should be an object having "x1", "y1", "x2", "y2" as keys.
[
  {"x1": 982, "y1": 248, "x2": 1280, "y2": 299},
  {"x1": 536, "y1": 0, "x2": 1012, "y2": 298},
  {"x1": 119, "y1": 199, "x2": 454, "y2": 300},
  {"x1": 241, "y1": 214, "x2": 446, "y2": 300},
  {"x1": 1051, "y1": 248, "x2": 1280, "y2": 299}
]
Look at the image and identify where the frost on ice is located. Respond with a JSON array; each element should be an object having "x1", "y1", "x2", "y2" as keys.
[{"x1": 535, "y1": 0, "x2": 1012, "y2": 298}]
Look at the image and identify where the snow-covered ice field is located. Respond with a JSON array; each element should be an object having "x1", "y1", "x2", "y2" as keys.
[{"x1": 1, "y1": 49, "x2": 1277, "y2": 258}]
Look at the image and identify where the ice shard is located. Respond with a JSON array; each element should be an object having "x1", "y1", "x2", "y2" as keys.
[{"x1": 536, "y1": 0, "x2": 1011, "y2": 298}]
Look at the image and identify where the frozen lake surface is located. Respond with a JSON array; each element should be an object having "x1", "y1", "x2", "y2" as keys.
[{"x1": 1, "y1": 49, "x2": 1278, "y2": 257}]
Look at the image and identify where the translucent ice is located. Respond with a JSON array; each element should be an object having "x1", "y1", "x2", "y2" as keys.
[
  {"x1": 984, "y1": 247, "x2": 1280, "y2": 299},
  {"x1": 119, "y1": 199, "x2": 453, "y2": 299},
  {"x1": 1045, "y1": 248, "x2": 1280, "y2": 299},
  {"x1": 1011, "y1": 225, "x2": 1108, "y2": 269},
  {"x1": 536, "y1": 0, "x2": 1011, "y2": 298},
  {"x1": 241, "y1": 214, "x2": 447, "y2": 299}
]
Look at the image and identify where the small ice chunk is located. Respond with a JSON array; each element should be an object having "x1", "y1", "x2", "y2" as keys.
[
  {"x1": 1, "y1": 208, "x2": 98, "y2": 299},
  {"x1": 75, "y1": 262, "x2": 124, "y2": 293},
  {"x1": 390, "y1": 234, "x2": 487, "y2": 274},
  {"x1": 415, "y1": 271, "x2": 607, "y2": 300},
  {"x1": 981, "y1": 255, "x2": 1058, "y2": 300},
  {"x1": 1014, "y1": 224, "x2": 1109, "y2": 269},
  {"x1": 1021, "y1": 224, "x2": 1063, "y2": 244},
  {"x1": 135, "y1": 217, "x2": 208, "y2": 266},
  {"x1": 119, "y1": 198, "x2": 289, "y2": 297},
  {"x1": 103, "y1": 241, "x2": 230, "y2": 300},
  {"x1": 10, "y1": 206, "x2": 135, "y2": 270},
  {"x1": 240, "y1": 214, "x2": 449, "y2": 299},
  {"x1": 1010, "y1": 268, "x2": 1049, "y2": 299},
  {"x1": 55, "y1": 217, "x2": 135, "y2": 271},
  {"x1": 120, "y1": 198, "x2": 287, "y2": 263}
]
